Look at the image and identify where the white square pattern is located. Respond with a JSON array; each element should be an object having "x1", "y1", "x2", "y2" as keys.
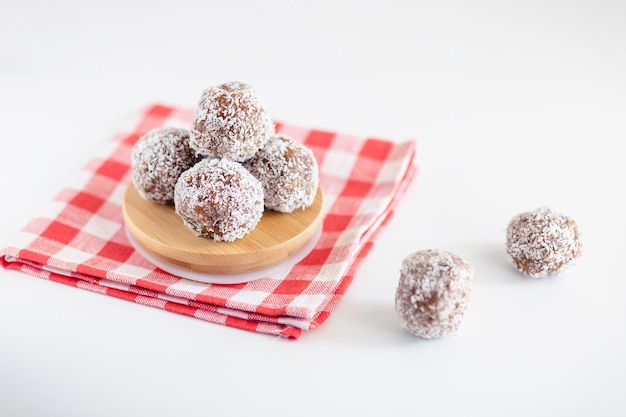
[
  {"x1": 376, "y1": 158, "x2": 410, "y2": 183},
  {"x1": 82, "y1": 215, "x2": 121, "y2": 241},
  {"x1": 225, "y1": 289, "x2": 271, "y2": 309},
  {"x1": 321, "y1": 149, "x2": 358, "y2": 180},
  {"x1": 166, "y1": 279, "x2": 210, "y2": 297},
  {"x1": 54, "y1": 246, "x2": 94, "y2": 264},
  {"x1": 109, "y1": 263, "x2": 153, "y2": 280}
]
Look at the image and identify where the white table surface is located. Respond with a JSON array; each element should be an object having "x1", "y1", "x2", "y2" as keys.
[{"x1": 1, "y1": 1, "x2": 625, "y2": 416}]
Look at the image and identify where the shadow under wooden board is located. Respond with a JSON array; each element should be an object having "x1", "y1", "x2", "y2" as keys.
[{"x1": 122, "y1": 182, "x2": 324, "y2": 277}]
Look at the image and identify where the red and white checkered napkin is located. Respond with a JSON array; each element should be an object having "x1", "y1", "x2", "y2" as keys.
[{"x1": 1, "y1": 104, "x2": 417, "y2": 339}]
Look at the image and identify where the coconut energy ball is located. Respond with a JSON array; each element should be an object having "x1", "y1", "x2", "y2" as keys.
[
  {"x1": 174, "y1": 158, "x2": 264, "y2": 242},
  {"x1": 190, "y1": 81, "x2": 274, "y2": 162},
  {"x1": 131, "y1": 127, "x2": 202, "y2": 204},
  {"x1": 243, "y1": 134, "x2": 319, "y2": 213},
  {"x1": 506, "y1": 207, "x2": 582, "y2": 278},
  {"x1": 395, "y1": 249, "x2": 473, "y2": 339}
]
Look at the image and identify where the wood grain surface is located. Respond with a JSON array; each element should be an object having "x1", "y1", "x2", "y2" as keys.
[{"x1": 122, "y1": 183, "x2": 324, "y2": 274}]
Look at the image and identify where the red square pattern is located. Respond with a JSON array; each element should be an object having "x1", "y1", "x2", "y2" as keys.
[
  {"x1": 304, "y1": 129, "x2": 335, "y2": 148},
  {"x1": 360, "y1": 138, "x2": 392, "y2": 161},
  {"x1": 76, "y1": 263, "x2": 108, "y2": 278},
  {"x1": 40, "y1": 221, "x2": 80, "y2": 245},
  {"x1": 122, "y1": 132, "x2": 142, "y2": 145},
  {"x1": 134, "y1": 104, "x2": 175, "y2": 134},
  {"x1": 69, "y1": 191, "x2": 106, "y2": 213},
  {"x1": 95, "y1": 160, "x2": 130, "y2": 182},
  {"x1": 297, "y1": 246, "x2": 333, "y2": 265},
  {"x1": 271, "y1": 278, "x2": 312, "y2": 295},
  {"x1": 17, "y1": 249, "x2": 51, "y2": 266},
  {"x1": 97, "y1": 241, "x2": 135, "y2": 263},
  {"x1": 146, "y1": 104, "x2": 173, "y2": 119},
  {"x1": 340, "y1": 179, "x2": 373, "y2": 198}
]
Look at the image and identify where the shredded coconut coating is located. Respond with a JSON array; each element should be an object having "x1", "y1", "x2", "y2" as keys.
[
  {"x1": 506, "y1": 207, "x2": 582, "y2": 278},
  {"x1": 243, "y1": 134, "x2": 319, "y2": 213},
  {"x1": 131, "y1": 127, "x2": 202, "y2": 204},
  {"x1": 395, "y1": 250, "x2": 473, "y2": 339},
  {"x1": 174, "y1": 158, "x2": 264, "y2": 242},
  {"x1": 190, "y1": 81, "x2": 274, "y2": 162}
]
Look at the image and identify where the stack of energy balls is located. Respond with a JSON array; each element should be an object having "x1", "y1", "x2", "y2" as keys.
[{"x1": 131, "y1": 81, "x2": 319, "y2": 242}]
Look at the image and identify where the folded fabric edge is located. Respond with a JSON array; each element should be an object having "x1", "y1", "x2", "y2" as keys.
[
  {"x1": 0, "y1": 254, "x2": 304, "y2": 340},
  {"x1": 358, "y1": 140, "x2": 418, "y2": 246},
  {"x1": 304, "y1": 142, "x2": 419, "y2": 332}
]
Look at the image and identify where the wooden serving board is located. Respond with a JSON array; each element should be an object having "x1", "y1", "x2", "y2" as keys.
[{"x1": 122, "y1": 183, "x2": 324, "y2": 275}]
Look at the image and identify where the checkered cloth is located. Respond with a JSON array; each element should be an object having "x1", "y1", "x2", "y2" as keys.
[{"x1": 1, "y1": 104, "x2": 417, "y2": 339}]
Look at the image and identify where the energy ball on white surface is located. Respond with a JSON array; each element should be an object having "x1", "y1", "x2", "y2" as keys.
[
  {"x1": 190, "y1": 81, "x2": 274, "y2": 162},
  {"x1": 243, "y1": 134, "x2": 319, "y2": 213},
  {"x1": 174, "y1": 158, "x2": 264, "y2": 242},
  {"x1": 506, "y1": 207, "x2": 582, "y2": 278},
  {"x1": 131, "y1": 127, "x2": 202, "y2": 204},
  {"x1": 395, "y1": 249, "x2": 473, "y2": 339}
]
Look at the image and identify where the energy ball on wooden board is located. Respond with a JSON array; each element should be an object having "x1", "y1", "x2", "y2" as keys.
[
  {"x1": 506, "y1": 207, "x2": 582, "y2": 278},
  {"x1": 174, "y1": 158, "x2": 264, "y2": 242},
  {"x1": 395, "y1": 249, "x2": 473, "y2": 339},
  {"x1": 190, "y1": 81, "x2": 274, "y2": 162},
  {"x1": 131, "y1": 127, "x2": 202, "y2": 204},
  {"x1": 243, "y1": 134, "x2": 319, "y2": 213}
]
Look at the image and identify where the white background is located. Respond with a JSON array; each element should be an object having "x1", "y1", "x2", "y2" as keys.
[{"x1": 1, "y1": 1, "x2": 625, "y2": 416}]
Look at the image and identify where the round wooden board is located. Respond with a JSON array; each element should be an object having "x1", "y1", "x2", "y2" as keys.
[{"x1": 122, "y1": 183, "x2": 324, "y2": 275}]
